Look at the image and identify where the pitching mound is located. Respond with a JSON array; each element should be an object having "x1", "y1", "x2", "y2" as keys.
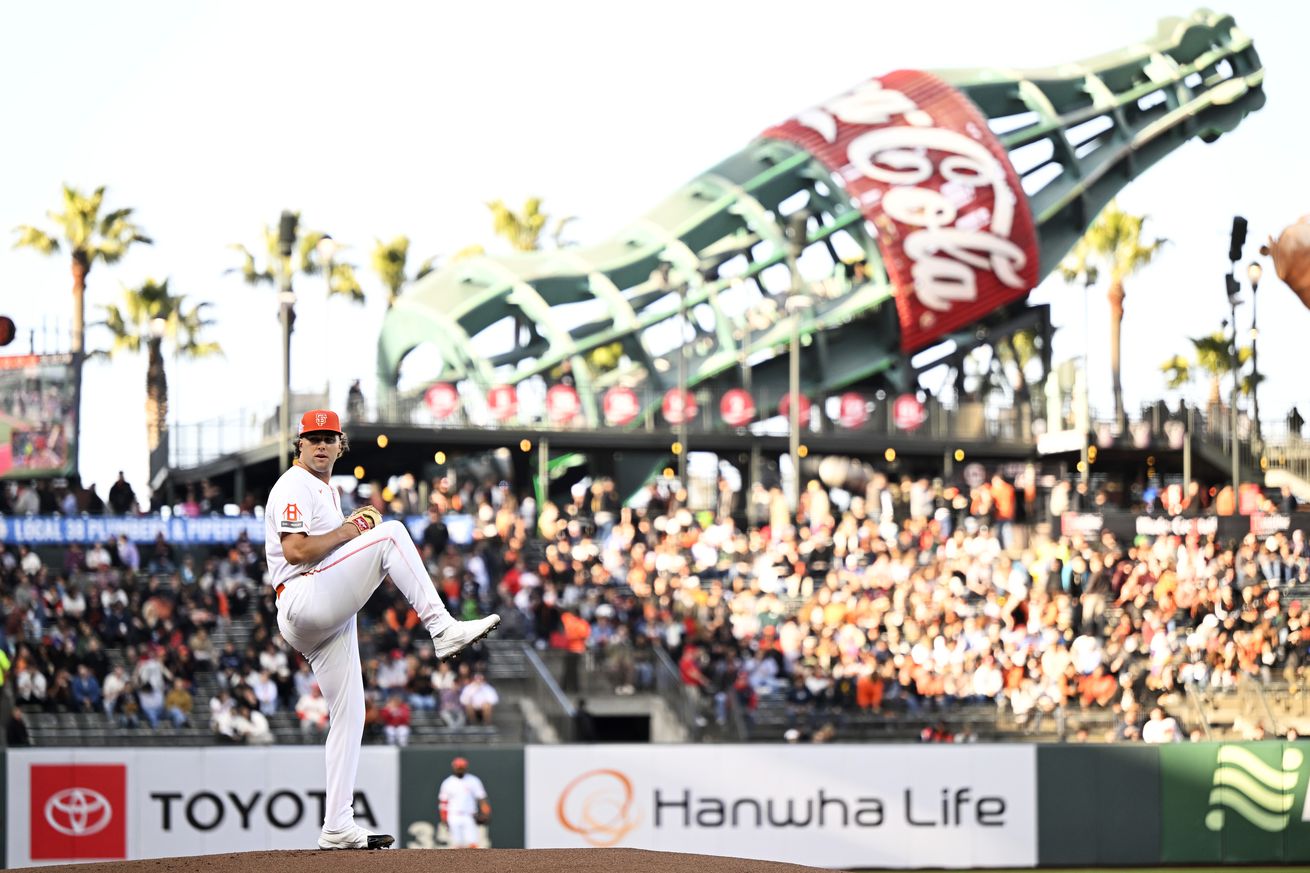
[{"x1": 13, "y1": 847, "x2": 831, "y2": 873}]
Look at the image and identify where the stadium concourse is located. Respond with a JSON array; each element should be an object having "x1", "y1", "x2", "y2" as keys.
[{"x1": 3, "y1": 462, "x2": 1309, "y2": 749}]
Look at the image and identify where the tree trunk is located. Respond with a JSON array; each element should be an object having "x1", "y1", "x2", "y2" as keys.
[
  {"x1": 70, "y1": 252, "x2": 89, "y2": 355},
  {"x1": 145, "y1": 337, "x2": 167, "y2": 453},
  {"x1": 69, "y1": 251, "x2": 91, "y2": 474},
  {"x1": 1107, "y1": 278, "x2": 1126, "y2": 430}
]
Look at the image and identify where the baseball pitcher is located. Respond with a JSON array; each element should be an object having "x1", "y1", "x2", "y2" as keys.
[{"x1": 266, "y1": 409, "x2": 500, "y2": 850}]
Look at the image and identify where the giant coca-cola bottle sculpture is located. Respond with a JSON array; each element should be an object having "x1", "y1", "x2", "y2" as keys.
[{"x1": 379, "y1": 9, "x2": 1263, "y2": 425}]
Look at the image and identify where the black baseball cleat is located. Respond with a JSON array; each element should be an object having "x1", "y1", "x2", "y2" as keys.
[{"x1": 318, "y1": 824, "x2": 395, "y2": 849}]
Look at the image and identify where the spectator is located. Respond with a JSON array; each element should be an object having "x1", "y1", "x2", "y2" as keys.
[
  {"x1": 7, "y1": 708, "x2": 30, "y2": 746},
  {"x1": 138, "y1": 680, "x2": 165, "y2": 729},
  {"x1": 1141, "y1": 706, "x2": 1182, "y2": 743},
  {"x1": 164, "y1": 678, "x2": 193, "y2": 727},
  {"x1": 231, "y1": 703, "x2": 274, "y2": 745},
  {"x1": 102, "y1": 665, "x2": 129, "y2": 716},
  {"x1": 108, "y1": 471, "x2": 136, "y2": 515},
  {"x1": 211, "y1": 689, "x2": 238, "y2": 742},
  {"x1": 70, "y1": 664, "x2": 102, "y2": 713},
  {"x1": 296, "y1": 685, "x2": 329, "y2": 739},
  {"x1": 460, "y1": 672, "x2": 499, "y2": 726},
  {"x1": 380, "y1": 693, "x2": 412, "y2": 746}
]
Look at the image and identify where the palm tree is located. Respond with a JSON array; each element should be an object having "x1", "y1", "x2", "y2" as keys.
[
  {"x1": 1162, "y1": 332, "x2": 1253, "y2": 411},
  {"x1": 98, "y1": 278, "x2": 222, "y2": 453},
  {"x1": 369, "y1": 236, "x2": 437, "y2": 308},
  {"x1": 228, "y1": 220, "x2": 364, "y2": 306},
  {"x1": 995, "y1": 327, "x2": 1040, "y2": 403},
  {"x1": 12, "y1": 185, "x2": 152, "y2": 420},
  {"x1": 1059, "y1": 201, "x2": 1166, "y2": 429},
  {"x1": 487, "y1": 197, "x2": 575, "y2": 252}
]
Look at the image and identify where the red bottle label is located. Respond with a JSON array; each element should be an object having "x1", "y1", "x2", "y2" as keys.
[{"x1": 762, "y1": 70, "x2": 1039, "y2": 353}]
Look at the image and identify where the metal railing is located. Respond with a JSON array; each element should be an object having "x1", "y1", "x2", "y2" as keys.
[
  {"x1": 652, "y1": 646, "x2": 704, "y2": 741},
  {"x1": 521, "y1": 644, "x2": 576, "y2": 743},
  {"x1": 1184, "y1": 683, "x2": 1213, "y2": 741}
]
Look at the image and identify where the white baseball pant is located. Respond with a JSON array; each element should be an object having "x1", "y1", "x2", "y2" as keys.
[
  {"x1": 276, "y1": 520, "x2": 454, "y2": 832},
  {"x1": 447, "y1": 815, "x2": 481, "y2": 848}
]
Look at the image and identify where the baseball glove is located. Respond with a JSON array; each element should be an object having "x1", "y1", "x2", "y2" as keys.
[
  {"x1": 475, "y1": 801, "x2": 491, "y2": 824},
  {"x1": 347, "y1": 506, "x2": 382, "y2": 533}
]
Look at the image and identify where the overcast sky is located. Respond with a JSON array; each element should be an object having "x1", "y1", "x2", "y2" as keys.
[{"x1": 1, "y1": 1, "x2": 1304, "y2": 497}]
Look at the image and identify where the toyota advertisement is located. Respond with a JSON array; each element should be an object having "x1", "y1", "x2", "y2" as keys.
[
  {"x1": 6, "y1": 748, "x2": 399, "y2": 866},
  {"x1": 525, "y1": 745, "x2": 1037, "y2": 868}
]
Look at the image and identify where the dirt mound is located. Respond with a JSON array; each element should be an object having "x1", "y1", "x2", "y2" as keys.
[{"x1": 12, "y1": 847, "x2": 831, "y2": 873}]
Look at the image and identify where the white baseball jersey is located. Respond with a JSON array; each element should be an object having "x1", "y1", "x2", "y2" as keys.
[
  {"x1": 439, "y1": 774, "x2": 487, "y2": 817},
  {"x1": 265, "y1": 463, "x2": 344, "y2": 589}
]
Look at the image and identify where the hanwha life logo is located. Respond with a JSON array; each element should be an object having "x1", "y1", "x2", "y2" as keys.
[
  {"x1": 556, "y1": 769, "x2": 641, "y2": 847},
  {"x1": 45, "y1": 787, "x2": 114, "y2": 837}
]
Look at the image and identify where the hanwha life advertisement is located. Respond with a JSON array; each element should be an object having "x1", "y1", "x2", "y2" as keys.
[
  {"x1": 6, "y1": 747, "x2": 399, "y2": 866},
  {"x1": 526, "y1": 745, "x2": 1036, "y2": 868}
]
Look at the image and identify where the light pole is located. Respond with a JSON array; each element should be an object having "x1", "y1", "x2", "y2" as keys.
[
  {"x1": 1247, "y1": 260, "x2": 1263, "y2": 443},
  {"x1": 783, "y1": 210, "x2": 811, "y2": 512},
  {"x1": 1225, "y1": 298, "x2": 1241, "y2": 498},
  {"x1": 278, "y1": 210, "x2": 298, "y2": 471},
  {"x1": 677, "y1": 274, "x2": 689, "y2": 489},
  {"x1": 1080, "y1": 266, "x2": 1097, "y2": 486},
  {"x1": 1225, "y1": 215, "x2": 1247, "y2": 499}
]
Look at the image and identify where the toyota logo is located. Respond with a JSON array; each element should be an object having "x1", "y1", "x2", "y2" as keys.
[{"x1": 45, "y1": 787, "x2": 114, "y2": 837}]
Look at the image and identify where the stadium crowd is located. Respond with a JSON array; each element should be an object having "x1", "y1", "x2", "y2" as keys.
[{"x1": 2, "y1": 465, "x2": 1308, "y2": 746}]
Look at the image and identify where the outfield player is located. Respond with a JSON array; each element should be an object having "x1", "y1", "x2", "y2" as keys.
[
  {"x1": 439, "y1": 756, "x2": 491, "y2": 848},
  {"x1": 266, "y1": 409, "x2": 499, "y2": 850}
]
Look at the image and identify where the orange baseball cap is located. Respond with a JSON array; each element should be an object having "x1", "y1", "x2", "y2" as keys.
[
  {"x1": 299, "y1": 409, "x2": 343, "y2": 435},
  {"x1": 452, "y1": 757, "x2": 469, "y2": 769}
]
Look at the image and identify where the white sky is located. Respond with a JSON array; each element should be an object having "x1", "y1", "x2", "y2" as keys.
[{"x1": 1, "y1": 1, "x2": 1306, "y2": 497}]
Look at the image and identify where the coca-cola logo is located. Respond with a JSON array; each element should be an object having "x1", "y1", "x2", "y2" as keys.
[{"x1": 763, "y1": 72, "x2": 1038, "y2": 352}]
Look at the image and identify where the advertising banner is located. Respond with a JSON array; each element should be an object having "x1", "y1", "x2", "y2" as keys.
[
  {"x1": 0, "y1": 353, "x2": 77, "y2": 479},
  {"x1": 525, "y1": 745, "x2": 1036, "y2": 868},
  {"x1": 0, "y1": 513, "x2": 480, "y2": 547},
  {"x1": 6, "y1": 747, "x2": 398, "y2": 866},
  {"x1": 398, "y1": 747, "x2": 525, "y2": 850},
  {"x1": 1161, "y1": 741, "x2": 1310, "y2": 864}
]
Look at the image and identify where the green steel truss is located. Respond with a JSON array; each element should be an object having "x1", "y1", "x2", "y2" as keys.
[{"x1": 377, "y1": 9, "x2": 1263, "y2": 425}]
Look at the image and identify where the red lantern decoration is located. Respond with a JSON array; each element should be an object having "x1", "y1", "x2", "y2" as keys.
[
  {"x1": 837, "y1": 392, "x2": 868, "y2": 429},
  {"x1": 603, "y1": 386, "x2": 640, "y2": 426},
  {"x1": 424, "y1": 382, "x2": 460, "y2": 419},
  {"x1": 778, "y1": 393, "x2": 812, "y2": 422},
  {"x1": 486, "y1": 384, "x2": 517, "y2": 421},
  {"x1": 720, "y1": 389, "x2": 757, "y2": 427},
  {"x1": 662, "y1": 388, "x2": 697, "y2": 425},
  {"x1": 546, "y1": 384, "x2": 581, "y2": 424},
  {"x1": 892, "y1": 393, "x2": 926, "y2": 431}
]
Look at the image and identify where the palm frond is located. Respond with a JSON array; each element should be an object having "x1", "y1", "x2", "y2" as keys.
[
  {"x1": 1159, "y1": 354, "x2": 1191, "y2": 389},
  {"x1": 414, "y1": 255, "x2": 438, "y2": 281},
  {"x1": 12, "y1": 224, "x2": 59, "y2": 254},
  {"x1": 298, "y1": 229, "x2": 327, "y2": 276},
  {"x1": 370, "y1": 236, "x2": 409, "y2": 298},
  {"x1": 327, "y1": 262, "x2": 365, "y2": 303},
  {"x1": 226, "y1": 243, "x2": 274, "y2": 286}
]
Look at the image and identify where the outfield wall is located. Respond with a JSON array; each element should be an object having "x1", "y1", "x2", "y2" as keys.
[{"x1": 7, "y1": 742, "x2": 1310, "y2": 867}]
